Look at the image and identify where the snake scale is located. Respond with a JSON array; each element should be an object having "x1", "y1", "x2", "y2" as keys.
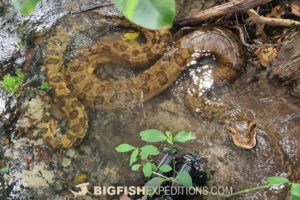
[{"x1": 41, "y1": 12, "x2": 257, "y2": 149}]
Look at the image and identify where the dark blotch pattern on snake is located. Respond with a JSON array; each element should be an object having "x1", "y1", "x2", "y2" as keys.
[{"x1": 42, "y1": 12, "x2": 257, "y2": 149}]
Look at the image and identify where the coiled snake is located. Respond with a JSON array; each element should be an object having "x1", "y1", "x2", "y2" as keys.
[{"x1": 41, "y1": 12, "x2": 257, "y2": 149}]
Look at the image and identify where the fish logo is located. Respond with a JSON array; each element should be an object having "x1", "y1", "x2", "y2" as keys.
[{"x1": 69, "y1": 182, "x2": 92, "y2": 197}]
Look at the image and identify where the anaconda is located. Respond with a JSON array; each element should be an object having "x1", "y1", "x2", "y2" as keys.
[{"x1": 42, "y1": 12, "x2": 257, "y2": 149}]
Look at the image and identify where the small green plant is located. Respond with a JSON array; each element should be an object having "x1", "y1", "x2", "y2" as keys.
[
  {"x1": 212, "y1": 176, "x2": 300, "y2": 200},
  {"x1": 116, "y1": 129, "x2": 197, "y2": 196},
  {"x1": 40, "y1": 82, "x2": 50, "y2": 90},
  {"x1": 2, "y1": 71, "x2": 25, "y2": 94},
  {"x1": 116, "y1": 129, "x2": 300, "y2": 199}
]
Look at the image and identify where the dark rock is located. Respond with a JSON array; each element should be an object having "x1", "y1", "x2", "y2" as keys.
[{"x1": 268, "y1": 31, "x2": 300, "y2": 81}]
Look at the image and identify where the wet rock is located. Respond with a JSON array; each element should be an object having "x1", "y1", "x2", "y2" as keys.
[
  {"x1": 291, "y1": 82, "x2": 300, "y2": 97},
  {"x1": 175, "y1": 0, "x2": 223, "y2": 18},
  {"x1": 268, "y1": 31, "x2": 300, "y2": 81}
]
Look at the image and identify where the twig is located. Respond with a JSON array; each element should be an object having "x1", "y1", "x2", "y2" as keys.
[
  {"x1": 176, "y1": 0, "x2": 272, "y2": 25},
  {"x1": 76, "y1": 2, "x2": 114, "y2": 14},
  {"x1": 140, "y1": 102, "x2": 150, "y2": 129},
  {"x1": 246, "y1": 9, "x2": 300, "y2": 27},
  {"x1": 231, "y1": 25, "x2": 281, "y2": 49},
  {"x1": 140, "y1": 92, "x2": 150, "y2": 129}
]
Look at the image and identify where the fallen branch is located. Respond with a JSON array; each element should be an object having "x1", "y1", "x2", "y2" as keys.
[
  {"x1": 246, "y1": 9, "x2": 300, "y2": 27},
  {"x1": 76, "y1": 2, "x2": 114, "y2": 13},
  {"x1": 176, "y1": 0, "x2": 272, "y2": 25}
]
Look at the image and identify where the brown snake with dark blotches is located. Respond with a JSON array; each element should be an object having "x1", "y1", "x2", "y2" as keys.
[{"x1": 41, "y1": 12, "x2": 257, "y2": 149}]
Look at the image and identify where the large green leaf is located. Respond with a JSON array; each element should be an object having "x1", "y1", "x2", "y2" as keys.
[
  {"x1": 140, "y1": 129, "x2": 167, "y2": 142},
  {"x1": 12, "y1": 0, "x2": 42, "y2": 16},
  {"x1": 177, "y1": 171, "x2": 193, "y2": 187},
  {"x1": 140, "y1": 145, "x2": 159, "y2": 160},
  {"x1": 143, "y1": 162, "x2": 152, "y2": 177},
  {"x1": 173, "y1": 131, "x2": 196, "y2": 143},
  {"x1": 111, "y1": 0, "x2": 175, "y2": 30},
  {"x1": 144, "y1": 177, "x2": 166, "y2": 197},
  {"x1": 292, "y1": 183, "x2": 300, "y2": 200},
  {"x1": 115, "y1": 144, "x2": 136, "y2": 152},
  {"x1": 159, "y1": 165, "x2": 172, "y2": 173},
  {"x1": 266, "y1": 176, "x2": 290, "y2": 186}
]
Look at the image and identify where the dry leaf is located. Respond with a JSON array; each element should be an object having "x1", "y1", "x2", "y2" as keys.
[
  {"x1": 266, "y1": 5, "x2": 285, "y2": 18},
  {"x1": 24, "y1": 115, "x2": 37, "y2": 125},
  {"x1": 50, "y1": 118, "x2": 55, "y2": 132},
  {"x1": 34, "y1": 146, "x2": 50, "y2": 164},
  {"x1": 290, "y1": 1, "x2": 300, "y2": 17},
  {"x1": 85, "y1": 159, "x2": 94, "y2": 165},
  {"x1": 3, "y1": 138, "x2": 9, "y2": 146},
  {"x1": 256, "y1": 46, "x2": 279, "y2": 68},
  {"x1": 73, "y1": 174, "x2": 87, "y2": 185}
]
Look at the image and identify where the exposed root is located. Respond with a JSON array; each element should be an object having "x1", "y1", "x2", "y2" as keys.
[
  {"x1": 176, "y1": 0, "x2": 272, "y2": 25},
  {"x1": 246, "y1": 9, "x2": 300, "y2": 27}
]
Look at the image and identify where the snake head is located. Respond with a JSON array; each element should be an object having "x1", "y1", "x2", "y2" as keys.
[{"x1": 227, "y1": 116, "x2": 257, "y2": 149}]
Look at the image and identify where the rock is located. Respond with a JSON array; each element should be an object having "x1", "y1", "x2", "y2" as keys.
[
  {"x1": 269, "y1": 31, "x2": 300, "y2": 81},
  {"x1": 175, "y1": 0, "x2": 223, "y2": 18},
  {"x1": 291, "y1": 82, "x2": 300, "y2": 97}
]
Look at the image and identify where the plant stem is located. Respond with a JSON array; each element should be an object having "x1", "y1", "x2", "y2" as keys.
[
  {"x1": 152, "y1": 171, "x2": 170, "y2": 180},
  {"x1": 172, "y1": 145, "x2": 176, "y2": 178},
  {"x1": 206, "y1": 183, "x2": 291, "y2": 198}
]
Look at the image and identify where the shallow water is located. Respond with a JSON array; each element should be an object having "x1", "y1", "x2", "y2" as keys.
[{"x1": 0, "y1": 1, "x2": 299, "y2": 200}]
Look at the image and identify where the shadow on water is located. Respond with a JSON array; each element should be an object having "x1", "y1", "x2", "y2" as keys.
[{"x1": 0, "y1": 1, "x2": 299, "y2": 200}]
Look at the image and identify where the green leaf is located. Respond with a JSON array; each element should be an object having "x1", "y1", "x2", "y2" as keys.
[
  {"x1": 140, "y1": 129, "x2": 167, "y2": 143},
  {"x1": 141, "y1": 145, "x2": 159, "y2": 156},
  {"x1": 115, "y1": 144, "x2": 136, "y2": 152},
  {"x1": 130, "y1": 148, "x2": 139, "y2": 166},
  {"x1": 111, "y1": 0, "x2": 175, "y2": 30},
  {"x1": 163, "y1": 147, "x2": 170, "y2": 152},
  {"x1": 12, "y1": 0, "x2": 42, "y2": 16},
  {"x1": 173, "y1": 131, "x2": 196, "y2": 143},
  {"x1": 166, "y1": 131, "x2": 173, "y2": 145},
  {"x1": 177, "y1": 171, "x2": 193, "y2": 187},
  {"x1": 140, "y1": 145, "x2": 159, "y2": 160},
  {"x1": 151, "y1": 163, "x2": 158, "y2": 171},
  {"x1": 143, "y1": 162, "x2": 152, "y2": 177},
  {"x1": 266, "y1": 176, "x2": 290, "y2": 186},
  {"x1": 165, "y1": 131, "x2": 172, "y2": 138},
  {"x1": 292, "y1": 183, "x2": 300, "y2": 200},
  {"x1": 159, "y1": 165, "x2": 172, "y2": 172},
  {"x1": 16, "y1": 71, "x2": 24, "y2": 81},
  {"x1": 167, "y1": 138, "x2": 173, "y2": 145},
  {"x1": 132, "y1": 164, "x2": 141, "y2": 170},
  {"x1": 144, "y1": 177, "x2": 166, "y2": 197},
  {"x1": 40, "y1": 82, "x2": 50, "y2": 90},
  {"x1": 3, "y1": 71, "x2": 24, "y2": 94},
  {"x1": 140, "y1": 151, "x2": 148, "y2": 160}
]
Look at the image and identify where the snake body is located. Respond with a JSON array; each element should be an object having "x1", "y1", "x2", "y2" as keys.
[{"x1": 42, "y1": 12, "x2": 257, "y2": 149}]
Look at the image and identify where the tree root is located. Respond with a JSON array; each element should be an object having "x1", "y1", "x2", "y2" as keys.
[
  {"x1": 246, "y1": 9, "x2": 300, "y2": 27},
  {"x1": 175, "y1": 0, "x2": 272, "y2": 25}
]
